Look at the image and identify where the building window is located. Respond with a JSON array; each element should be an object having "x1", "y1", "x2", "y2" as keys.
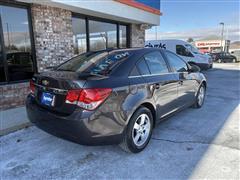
[
  {"x1": 89, "y1": 20, "x2": 117, "y2": 51},
  {"x1": 72, "y1": 17, "x2": 87, "y2": 55},
  {"x1": 72, "y1": 15, "x2": 129, "y2": 54},
  {"x1": 0, "y1": 4, "x2": 35, "y2": 83},
  {"x1": 0, "y1": 42, "x2": 6, "y2": 82},
  {"x1": 119, "y1": 25, "x2": 127, "y2": 48}
]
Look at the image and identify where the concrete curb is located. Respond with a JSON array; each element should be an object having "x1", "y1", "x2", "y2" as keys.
[
  {"x1": 0, "y1": 106, "x2": 31, "y2": 136},
  {"x1": 0, "y1": 122, "x2": 32, "y2": 136}
]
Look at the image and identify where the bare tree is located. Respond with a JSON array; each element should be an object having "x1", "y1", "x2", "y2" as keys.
[{"x1": 187, "y1": 37, "x2": 194, "y2": 43}]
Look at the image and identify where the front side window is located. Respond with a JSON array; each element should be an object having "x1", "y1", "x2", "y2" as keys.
[
  {"x1": 144, "y1": 51, "x2": 169, "y2": 74},
  {"x1": 72, "y1": 17, "x2": 87, "y2": 55},
  {"x1": 89, "y1": 20, "x2": 117, "y2": 51},
  {"x1": 176, "y1": 45, "x2": 194, "y2": 57},
  {"x1": 165, "y1": 51, "x2": 188, "y2": 72},
  {"x1": 0, "y1": 4, "x2": 34, "y2": 82}
]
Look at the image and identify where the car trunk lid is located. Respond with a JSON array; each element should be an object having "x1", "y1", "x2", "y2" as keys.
[{"x1": 32, "y1": 70, "x2": 86, "y2": 115}]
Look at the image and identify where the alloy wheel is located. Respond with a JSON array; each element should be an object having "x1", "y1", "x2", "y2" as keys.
[
  {"x1": 132, "y1": 114, "x2": 151, "y2": 147},
  {"x1": 198, "y1": 86, "x2": 205, "y2": 106}
]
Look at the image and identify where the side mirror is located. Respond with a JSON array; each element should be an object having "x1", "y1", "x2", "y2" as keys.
[{"x1": 188, "y1": 64, "x2": 200, "y2": 73}]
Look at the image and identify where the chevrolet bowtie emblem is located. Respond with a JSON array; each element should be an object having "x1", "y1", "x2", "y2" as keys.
[{"x1": 42, "y1": 80, "x2": 49, "y2": 86}]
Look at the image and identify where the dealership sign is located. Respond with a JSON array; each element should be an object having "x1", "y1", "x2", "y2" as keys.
[{"x1": 195, "y1": 40, "x2": 225, "y2": 48}]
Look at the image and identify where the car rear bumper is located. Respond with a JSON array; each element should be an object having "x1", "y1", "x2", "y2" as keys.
[{"x1": 26, "y1": 95, "x2": 124, "y2": 145}]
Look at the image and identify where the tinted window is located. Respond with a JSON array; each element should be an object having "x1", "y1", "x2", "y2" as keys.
[
  {"x1": 0, "y1": 5, "x2": 34, "y2": 82},
  {"x1": 72, "y1": 17, "x2": 87, "y2": 54},
  {"x1": 89, "y1": 20, "x2": 117, "y2": 51},
  {"x1": 165, "y1": 51, "x2": 188, "y2": 72},
  {"x1": 136, "y1": 58, "x2": 150, "y2": 75},
  {"x1": 129, "y1": 65, "x2": 139, "y2": 76},
  {"x1": 176, "y1": 45, "x2": 194, "y2": 57},
  {"x1": 144, "y1": 51, "x2": 169, "y2": 74},
  {"x1": 57, "y1": 51, "x2": 130, "y2": 75}
]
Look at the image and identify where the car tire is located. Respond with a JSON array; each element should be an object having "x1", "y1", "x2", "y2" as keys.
[
  {"x1": 193, "y1": 84, "x2": 206, "y2": 108},
  {"x1": 119, "y1": 106, "x2": 153, "y2": 153}
]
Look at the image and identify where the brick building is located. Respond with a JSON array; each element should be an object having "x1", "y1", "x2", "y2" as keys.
[{"x1": 0, "y1": 0, "x2": 161, "y2": 111}]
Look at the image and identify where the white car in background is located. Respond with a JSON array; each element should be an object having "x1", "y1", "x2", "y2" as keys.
[{"x1": 145, "y1": 39, "x2": 213, "y2": 70}]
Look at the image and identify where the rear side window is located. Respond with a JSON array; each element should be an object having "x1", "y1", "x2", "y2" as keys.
[
  {"x1": 165, "y1": 51, "x2": 188, "y2": 72},
  {"x1": 129, "y1": 66, "x2": 140, "y2": 76},
  {"x1": 56, "y1": 51, "x2": 131, "y2": 75},
  {"x1": 136, "y1": 58, "x2": 150, "y2": 75},
  {"x1": 144, "y1": 51, "x2": 169, "y2": 74}
]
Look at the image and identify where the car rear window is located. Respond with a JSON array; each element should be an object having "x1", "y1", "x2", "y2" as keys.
[{"x1": 56, "y1": 51, "x2": 131, "y2": 75}]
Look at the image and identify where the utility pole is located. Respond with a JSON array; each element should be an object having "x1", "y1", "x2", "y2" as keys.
[{"x1": 219, "y1": 22, "x2": 224, "y2": 52}]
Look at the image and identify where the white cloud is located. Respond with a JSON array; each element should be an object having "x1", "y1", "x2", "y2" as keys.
[{"x1": 146, "y1": 24, "x2": 240, "y2": 42}]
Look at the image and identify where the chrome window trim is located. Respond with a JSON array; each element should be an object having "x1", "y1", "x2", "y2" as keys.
[{"x1": 128, "y1": 72, "x2": 178, "y2": 78}]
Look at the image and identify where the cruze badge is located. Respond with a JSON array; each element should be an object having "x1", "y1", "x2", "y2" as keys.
[{"x1": 42, "y1": 80, "x2": 49, "y2": 86}]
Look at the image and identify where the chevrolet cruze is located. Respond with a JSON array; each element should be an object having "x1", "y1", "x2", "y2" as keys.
[{"x1": 26, "y1": 48, "x2": 207, "y2": 153}]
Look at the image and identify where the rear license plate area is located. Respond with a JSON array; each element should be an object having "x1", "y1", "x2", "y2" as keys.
[{"x1": 41, "y1": 92, "x2": 55, "y2": 106}]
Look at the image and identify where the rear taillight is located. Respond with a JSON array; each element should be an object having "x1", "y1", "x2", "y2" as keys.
[
  {"x1": 65, "y1": 90, "x2": 81, "y2": 104},
  {"x1": 29, "y1": 80, "x2": 35, "y2": 94},
  {"x1": 65, "y1": 88, "x2": 112, "y2": 110}
]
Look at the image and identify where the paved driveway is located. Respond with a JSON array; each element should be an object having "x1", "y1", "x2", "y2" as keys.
[{"x1": 1, "y1": 63, "x2": 239, "y2": 179}]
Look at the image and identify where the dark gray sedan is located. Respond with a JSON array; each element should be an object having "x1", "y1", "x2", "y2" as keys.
[{"x1": 26, "y1": 48, "x2": 207, "y2": 153}]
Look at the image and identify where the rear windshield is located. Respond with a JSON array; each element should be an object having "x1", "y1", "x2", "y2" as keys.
[{"x1": 56, "y1": 51, "x2": 131, "y2": 76}]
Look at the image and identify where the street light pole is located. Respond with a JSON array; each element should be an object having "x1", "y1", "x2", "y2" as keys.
[{"x1": 219, "y1": 22, "x2": 224, "y2": 52}]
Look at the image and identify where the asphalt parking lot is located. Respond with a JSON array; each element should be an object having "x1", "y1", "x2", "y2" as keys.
[{"x1": 1, "y1": 63, "x2": 239, "y2": 180}]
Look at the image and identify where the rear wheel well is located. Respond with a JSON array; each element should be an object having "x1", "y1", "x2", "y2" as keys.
[
  {"x1": 140, "y1": 103, "x2": 156, "y2": 128},
  {"x1": 202, "y1": 81, "x2": 207, "y2": 88}
]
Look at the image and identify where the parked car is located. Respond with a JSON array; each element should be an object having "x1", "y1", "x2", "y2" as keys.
[
  {"x1": 211, "y1": 52, "x2": 237, "y2": 63},
  {"x1": 230, "y1": 50, "x2": 240, "y2": 62},
  {"x1": 145, "y1": 39, "x2": 212, "y2": 70},
  {"x1": 26, "y1": 48, "x2": 207, "y2": 153}
]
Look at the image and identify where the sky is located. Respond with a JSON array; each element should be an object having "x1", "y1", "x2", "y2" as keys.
[{"x1": 146, "y1": 0, "x2": 240, "y2": 42}]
